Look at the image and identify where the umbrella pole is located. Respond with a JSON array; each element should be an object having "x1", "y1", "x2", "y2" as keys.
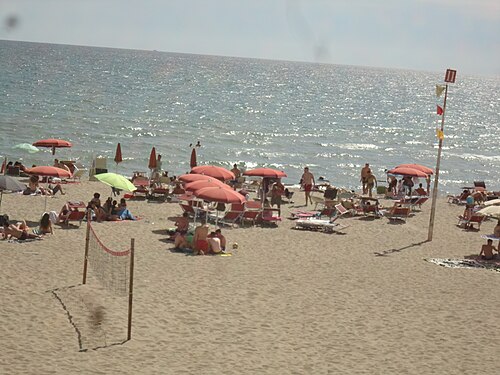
[{"x1": 0, "y1": 191, "x2": 3, "y2": 213}]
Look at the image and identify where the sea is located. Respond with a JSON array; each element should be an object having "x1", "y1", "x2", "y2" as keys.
[{"x1": 1, "y1": 40, "x2": 499, "y2": 193}]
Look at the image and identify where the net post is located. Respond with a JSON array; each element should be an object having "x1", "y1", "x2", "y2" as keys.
[
  {"x1": 127, "y1": 238, "x2": 135, "y2": 341},
  {"x1": 82, "y1": 212, "x2": 91, "y2": 284}
]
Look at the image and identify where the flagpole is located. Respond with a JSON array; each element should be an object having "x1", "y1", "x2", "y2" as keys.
[{"x1": 427, "y1": 84, "x2": 448, "y2": 241}]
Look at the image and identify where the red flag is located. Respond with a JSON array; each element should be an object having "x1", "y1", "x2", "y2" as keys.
[{"x1": 437, "y1": 105, "x2": 443, "y2": 115}]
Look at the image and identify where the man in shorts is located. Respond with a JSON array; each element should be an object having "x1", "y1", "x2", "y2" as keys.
[
  {"x1": 360, "y1": 163, "x2": 371, "y2": 195},
  {"x1": 479, "y1": 239, "x2": 498, "y2": 260},
  {"x1": 301, "y1": 167, "x2": 315, "y2": 206}
]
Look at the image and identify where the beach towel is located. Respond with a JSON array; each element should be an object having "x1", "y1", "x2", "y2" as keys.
[{"x1": 425, "y1": 258, "x2": 500, "y2": 272}]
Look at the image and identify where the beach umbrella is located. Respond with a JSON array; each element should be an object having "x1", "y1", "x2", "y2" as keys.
[
  {"x1": 194, "y1": 186, "x2": 246, "y2": 226},
  {"x1": 94, "y1": 173, "x2": 137, "y2": 192},
  {"x1": 33, "y1": 138, "x2": 72, "y2": 155},
  {"x1": 477, "y1": 205, "x2": 500, "y2": 219},
  {"x1": 243, "y1": 168, "x2": 287, "y2": 178},
  {"x1": 13, "y1": 143, "x2": 39, "y2": 153},
  {"x1": 484, "y1": 199, "x2": 500, "y2": 207},
  {"x1": 184, "y1": 179, "x2": 231, "y2": 192},
  {"x1": 0, "y1": 175, "x2": 26, "y2": 212},
  {"x1": 114, "y1": 143, "x2": 123, "y2": 164},
  {"x1": 396, "y1": 164, "x2": 434, "y2": 175},
  {"x1": 190, "y1": 148, "x2": 197, "y2": 169},
  {"x1": 148, "y1": 147, "x2": 157, "y2": 170},
  {"x1": 26, "y1": 166, "x2": 72, "y2": 178},
  {"x1": 178, "y1": 174, "x2": 216, "y2": 183},
  {"x1": 191, "y1": 165, "x2": 235, "y2": 181},
  {"x1": 387, "y1": 167, "x2": 428, "y2": 178}
]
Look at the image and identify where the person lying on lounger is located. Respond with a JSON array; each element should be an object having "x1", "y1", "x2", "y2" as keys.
[{"x1": 479, "y1": 239, "x2": 498, "y2": 260}]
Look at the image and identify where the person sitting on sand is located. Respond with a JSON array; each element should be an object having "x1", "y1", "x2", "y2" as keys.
[
  {"x1": 478, "y1": 239, "x2": 498, "y2": 260},
  {"x1": 91, "y1": 192, "x2": 101, "y2": 207},
  {"x1": 116, "y1": 198, "x2": 136, "y2": 220},
  {"x1": 39, "y1": 213, "x2": 53, "y2": 235},
  {"x1": 415, "y1": 183, "x2": 427, "y2": 196},
  {"x1": 214, "y1": 229, "x2": 226, "y2": 251},
  {"x1": 193, "y1": 223, "x2": 210, "y2": 255},
  {"x1": 1, "y1": 216, "x2": 41, "y2": 241},
  {"x1": 207, "y1": 232, "x2": 222, "y2": 254},
  {"x1": 175, "y1": 212, "x2": 190, "y2": 233},
  {"x1": 24, "y1": 175, "x2": 53, "y2": 196}
]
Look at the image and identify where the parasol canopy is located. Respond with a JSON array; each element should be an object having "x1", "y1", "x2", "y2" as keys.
[
  {"x1": 190, "y1": 148, "x2": 197, "y2": 169},
  {"x1": 477, "y1": 205, "x2": 500, "y2": 219},
  {"x1": 148, "y1": 147, "x2": 157, "y2": 170},
  {"x1": 0, "y1": 175, "x2": 25, "y2": 192},
  {"x1": 94, "y1": 173, "x2": 137, "y2": 192},
  {"x1": 191, "y1": 165, "x2": 235, "y2": 181},
  {"x1": 396, "y1": 164, "x2": 434, "y2": 175},
  {"x1": 387, "y1": 167, "x2": 428, "y2": 178},
  {"x1": 33, "y1": 139, "x2": 72, "y2": 155},
  {"x1": 483, "y1": 199, "x2": 500, "y2": 207},
  {"x1": 178, "y1": 174, "x2": 217, "y2": 183},
  {"x1": 26, "y1": 166, "x2": 72, "y2": 178},
  {"x1": 194, "y1": 186, "x2": 246, "y2": 204},
  {"x1": 184, "y1": 179, "x2": 231, "y2": 192},
  {"x1": 243, "y1": 168, "x2": 287, "y2": 178},
  {"x1": 114, "y1": 143, "x2": 123, "y2": 164}
]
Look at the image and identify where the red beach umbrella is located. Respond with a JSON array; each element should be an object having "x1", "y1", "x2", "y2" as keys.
[
  {"x1": 190, "y1": 148, "x2": 197, "y2": 169},
  {"x1": 185, "y1": 179, "x2": 231, "y2": 192},
  {"x1": 396, "y1": 164, "x2": 433, "y2": 175},
  {"x1": 26, "y1": 166, "x2": 72, "y2": 178},
  {"x1": 114, "y1": 143, "x2": 123, "y2": 164},
  {"x1": 243, "y1": 168, "x2": 287, "y2": 178},
  {"x1": 178, "y1": 174, "x2": 217, "y2": 183},
  {"x1": 148, "y1": 147, "x2": 157, "y2": 170},
  {"x1": 387, "y1": 167, "x2": 428, "y2": 178},
  {"x1": 33, "y1": 139, "x2": 72, "y2": 155},
  {"x1": 191, "y1": 165, "x2": 235, "y2": 181},
  {"x1": 194, "y1": 187, "x2": 246, "y2": 204}
]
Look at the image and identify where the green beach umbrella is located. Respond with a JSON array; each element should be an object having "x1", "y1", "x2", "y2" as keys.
[{"x1": 94, "y1": 173, "x2": 137, "y2": 192}]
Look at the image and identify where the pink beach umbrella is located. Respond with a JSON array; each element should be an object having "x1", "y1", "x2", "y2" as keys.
[
  {"x1": 191, "y1": 165, "x2": 235, "y2": 181},
  {"x1": 387, "y1": 167, "x2": 429, "y2": 178},
  {"x1": 184, "y1": 179, "x2": 231, "y2": 192},
  {"x1": 178, "y1": 174, "x2": 219, "y2": 184},
  {"x1": 396, "y1": 164, "x2": 433, "y2": 175},
  {"x1": 33, "y1": 139, "x2": 72, "y2": 155}
]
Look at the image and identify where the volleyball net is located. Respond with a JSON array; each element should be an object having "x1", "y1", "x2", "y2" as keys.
[{"x1": 83, "y1": 219, "x2": 135, "y2": 341}]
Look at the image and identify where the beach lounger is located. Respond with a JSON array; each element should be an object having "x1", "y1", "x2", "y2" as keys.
[
  {"x1": 386, "y1": 206, "x2": 411, "y2": 223},
  {"x1": 294, "y1": 217, "x2": 347, "y2": 233},
  {"x1": 241, "y1": 210, "x2": 260, "y2": 226},
  {"x1": 63, "y1": 210, "x2": 86, "y2": 227},
  {"x1": 457, "y1": 214, "x2": 486, "y2": 230},
  {"x1": 261, "y1": 209, "x2": 282, "y2": 226}
]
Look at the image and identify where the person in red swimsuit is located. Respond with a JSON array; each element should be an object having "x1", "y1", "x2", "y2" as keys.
[{"x1": 301, "y1": 167, "x2": 315, "y2": 206}]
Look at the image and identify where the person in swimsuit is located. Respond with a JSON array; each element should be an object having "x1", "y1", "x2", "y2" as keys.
[
  {"x1": 360, "y1": 163, "x2": 371, "y2": 194},
  {"x1": 301, "y1": 167, "x2": 315, "y2": 206},
  {"x1": 479, "y1": 239, "x2": 498, "y2": 260},
  {"x1": 1, "y1": 217, "x2": 41, "y2": 240},
  {"x1": 193, "y1": 223, "x2": 210, "y2": 255}
]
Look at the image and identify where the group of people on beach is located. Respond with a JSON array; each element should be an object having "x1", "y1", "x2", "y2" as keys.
[{"x1": 85, "y1": 192, "x2": 136, "y2": 222}]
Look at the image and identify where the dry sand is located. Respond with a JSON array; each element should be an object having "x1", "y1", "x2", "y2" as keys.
[{"x1": 1, "y1": 178, "x2": 499, "y2": 374}]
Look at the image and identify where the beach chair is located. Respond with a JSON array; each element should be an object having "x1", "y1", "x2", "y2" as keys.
[
  {"x1": 246, "y1": 200, "x2": 262, "y2": 210},
  {"x1": 63, "y1": 210, "x2": 86, "y2": 227},
  {"x1": 386, "y1": 206, "x2": 411, "y2": 223},
  {"x1": 180, "y1": 203, "x2": 196, "y2": 217},
  {"x1": 132, "y1": 176, "x2": 150, "y2": 198},
  {"x1": 219, "y1": 210, "x2": 243, "y2": 227},
  {"x1": 241, "y1": 210, "x2": 261, "y2": 226},
  {"x1": 261, "y1": 209, "x2": 282, "y2": 226},
  {"x1": 457, "y1": 214, "x2": 486, "y2": 230},
  {"x1": 411, "y1": 196, "x2": 429, "y2": 211}
]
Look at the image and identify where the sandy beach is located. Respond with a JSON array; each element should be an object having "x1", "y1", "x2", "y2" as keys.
[{"x1": 1, "y1": 178, "x2": 499, "y2": 374}]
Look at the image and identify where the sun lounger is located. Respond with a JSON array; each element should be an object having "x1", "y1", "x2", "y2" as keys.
[
  {"x1": 261, "y1": 209, "x2": 282, "y2": 225},
  {"x1": 457, "y1": 214, "x2": 486, "y2": 230},
  {"x1": 386, "y1": 206, "x2": 411, "y2": 223},
  {"x1": 241, "y1": 210, "x2": 260, "y2": 226},
  {"x1": 294, "y1": 218, "x2": 347, "y2": 233}
]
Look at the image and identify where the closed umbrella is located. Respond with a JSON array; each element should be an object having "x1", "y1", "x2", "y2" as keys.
[
  {"x1": 190, "y1": 148, "x2": 197, "y2": 169},
  {"x1": 94, "y1": 173, "x2": 137, "y2": 193},
  {"x1": 114, "y1": 143, "x2": 123, "y2": 164},
  {"x1": 0, "y1": 175, "x2": 26, "y2": 212},
  {"x1": 33, "y1": 139, "x2": 72, "y2": 155},
  {"x1": 396, "y1": 164, "x2": 434, "y2": 175},
  {"x1": 191, "y1": 165, "x2": 235, "y2": 181},
  {"x1": 148, "y1": 147, "x2": 157, "y2": 170}
]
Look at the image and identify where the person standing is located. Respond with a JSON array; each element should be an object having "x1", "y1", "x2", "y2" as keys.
[
  {"x1": 270, "y1": 179, "x2": 285, "y2": 215},
  {"x1": 360, "y1": 163, "x2": 371, "y2": 194},
  {"x1": 365, "y1": 171, "x2": 377, "y2": 198},
  {"x1": 301, "y1": 167, "x2": 315, "y2": 206}
]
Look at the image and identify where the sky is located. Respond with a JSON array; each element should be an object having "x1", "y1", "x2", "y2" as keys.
[{"x1": 1, "y1": 0, "x2": 499, "y2": 76}]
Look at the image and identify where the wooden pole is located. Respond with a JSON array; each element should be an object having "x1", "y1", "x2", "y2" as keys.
[
  {"x1": 127, "y1": 239, "x2": 135, "y2": 341},
  {"x1": 428, "y1": 84, "x2": 448, "y2": 241},
  {"x1": 82, "y1": 212, "x2": 91, "y2": 284}
]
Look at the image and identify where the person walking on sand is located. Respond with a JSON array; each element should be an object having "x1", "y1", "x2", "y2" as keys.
[
  {"x1": 360, "y1": 163, "x2": 371, "y2": 195},
  {"x1": 365, "y1": 171, "x2": 377, "y2": 198},
  {"x1": 301, "y1": 167, "x2": 315, "y2": 206}
]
